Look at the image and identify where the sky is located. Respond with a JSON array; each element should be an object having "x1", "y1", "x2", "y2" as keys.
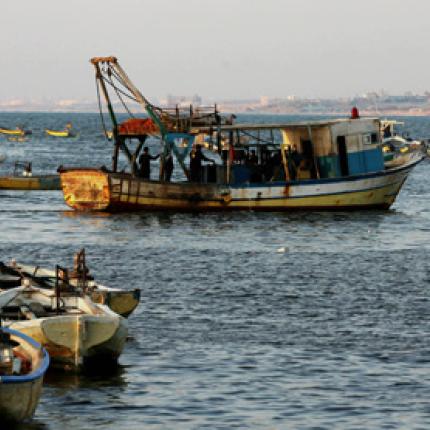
[{"x1": 2, "y1": 0, "x2": 430, "y2": 104}]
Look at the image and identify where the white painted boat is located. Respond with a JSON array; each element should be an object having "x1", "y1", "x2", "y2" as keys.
[
  {"x1": 0, "y1": 259, "x2": 140, "y2": 318},
  {"x1": 0, "y1": 286, "x2": 127, "y2": 371},
  {"x1": 0, "y1": 326, "x2": 49, "y2": 423}
]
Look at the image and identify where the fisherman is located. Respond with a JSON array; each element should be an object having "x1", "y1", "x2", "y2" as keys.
[
  {"x1": 246, "y1": 149, "x2": 258, "y2": 166},
  {"x1": 138, "y1": 147, "x2": 160, "y2": 180},
  {"x1": 288, "y1": 145, "x2": 302, "y2": 180},
  {"x1": 163, "y1": 153, "x2": 174, "y2": 182},
  {"x1": 189, "y1": 144, "x2": 214, "y2": 182}
]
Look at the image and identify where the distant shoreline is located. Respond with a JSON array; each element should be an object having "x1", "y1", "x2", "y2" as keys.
[{"x1": 0, "y1": 109, "x2": 430, "y2": 117}]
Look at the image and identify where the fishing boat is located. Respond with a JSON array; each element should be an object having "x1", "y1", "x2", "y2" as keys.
[
  {"x1": 0, "y1": 249, "x2": 140, "y2": 318},
  {"x1": 59, "y1": 57, "x2": 424, "y2": 212},
  {"x1": 45, "y1": 123, "x2": 76, "y2": 138},
  {"x1": 0, "y1": 325, "x2": 49, "y2": 423},
  {"x1": 0, "y1": 162, "x2": 61, "y2": 190},
  {"x1": 0, "y1": 280, "x2": 128, "y2": 371}
]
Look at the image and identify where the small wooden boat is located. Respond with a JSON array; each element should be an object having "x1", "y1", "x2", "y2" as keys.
[
  {"x1": 0, "y1": 175, "x2": 61, "y2": 190},
  {"x1": 1, "y1": 249, "x2": 141, "y2": 318},
  {"x1": 45, "y1": 123, "x2": 76, "y2": 138},
  {"x1": 45, "y1": 129, "x2": 76, "y2": 138},
  {"x1": 0, "y1": 325, "x2": 49, "y2": 423},
  {"x1": 0, "y1": 127, "x2": 31, "y2": 137},
  {"x1": 0, "y1": 284, "x2": 128, "y2": 371},
  {"x1": 0, "y1": 161, "x2": 61, "y2": 190}
]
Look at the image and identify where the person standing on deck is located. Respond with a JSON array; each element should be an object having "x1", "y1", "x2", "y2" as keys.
[
  {"x1": 189, "y1": 144, "x2": 214, "y2": 182},
  {"x1": 139, "y1": 147, "x2": 159, "y2": 180},
  {"x1": 163, "y1": 153, "x2": 174, "y2": 182}
]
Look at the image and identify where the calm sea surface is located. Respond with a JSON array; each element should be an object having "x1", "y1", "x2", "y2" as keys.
[{"x1": 1, "y1": 112, "x2": 430, "y2": 429}]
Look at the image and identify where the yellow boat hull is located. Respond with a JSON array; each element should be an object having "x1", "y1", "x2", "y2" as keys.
[{"x1": 45, "y1": 129, "x2": 74, "y2": 138}]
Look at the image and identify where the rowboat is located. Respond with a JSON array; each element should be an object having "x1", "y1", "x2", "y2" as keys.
[
  {"x1": 4, "y1": 263, "x2": 140, "y2": 318},
  {"x1": 0, "y1": 127, "x2": 31, "y2": 137},
  {"x1": 0, "y1": 326, "x2": 49, "y2": 423},
  {"x1": 45, "y1": 123, "x2": 76, "y2": 138},
  {"x1": 45, "y1": 129, "x2": 76, "y2": 138},
  {"x1": 0, "y1": 249, "x2": 141, "y2": 318},
  {"x1": 0, "y1": 285, "x2": 128, "y2": 371}
]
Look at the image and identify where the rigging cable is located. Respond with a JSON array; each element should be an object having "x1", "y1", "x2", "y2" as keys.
[
  {"x1": 107, "y1": 68, "x2": 135, "y2": 118},
  {"x1": 95, "y1": 76, "x2": 110, "y2": 143}
]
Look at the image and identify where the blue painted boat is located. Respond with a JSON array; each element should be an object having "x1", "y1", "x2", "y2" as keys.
[{"x1": 0, "y1": 327, "x2": 49, "y2": 423}]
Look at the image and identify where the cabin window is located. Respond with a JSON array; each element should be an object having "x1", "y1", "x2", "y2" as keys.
[
  {"x1": 362, "y1": 134, "x2": 372, "y2": 145},
  {"x1": 371, "y1": 133, "x2": 378, "y2": 143}
]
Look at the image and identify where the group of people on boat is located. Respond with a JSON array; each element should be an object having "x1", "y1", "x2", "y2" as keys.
[
  {"x1": 137, "y1": 142, "x2": 316, "y2": 184},
  {"x1": 138, "y1": 144, "x2": 214, "y2": 183}
]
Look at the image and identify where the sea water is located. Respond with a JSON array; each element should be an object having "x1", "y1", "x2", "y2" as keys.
[{"x1": 0, "y1": 112, "x2": 429, "y2": 429}]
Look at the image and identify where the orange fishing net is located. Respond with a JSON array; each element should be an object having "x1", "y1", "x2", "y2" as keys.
[{"x1": 118, "y1": 118, "x2": 159, "y2": 136}]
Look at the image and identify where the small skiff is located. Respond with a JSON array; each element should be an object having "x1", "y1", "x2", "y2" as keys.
[
  {"x1": 0, "y1": 128, "x2": 31, "y2": 137},
  {"x1": 0, "y1": 175, "x2": 61, "y2": 190},
  {"x1": 0, "y1": 286, "x2": 128, "y2": 371},
  {"x1": 45, "y1": 129, "x2": 76, "y2": 138},
  {"x1": 0, "y1": 258, "x2": 140, "y2": 318},
  {"x1": 0, "y1": 326, "x2": 49, "y2": 423}
]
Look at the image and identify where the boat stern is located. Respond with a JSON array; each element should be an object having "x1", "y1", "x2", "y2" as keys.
[{"x1": 60, "y1": 168, "x2": 111, "y2": 211}]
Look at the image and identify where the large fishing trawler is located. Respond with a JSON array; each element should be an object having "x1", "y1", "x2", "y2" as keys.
[{"x1": 59, "y1": 57, "x2": 424, "y2": 212}]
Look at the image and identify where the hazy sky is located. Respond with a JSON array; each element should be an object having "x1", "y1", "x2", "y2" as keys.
[{"x1": 2, "y1": 0, "x2": 430, "y2": 102}]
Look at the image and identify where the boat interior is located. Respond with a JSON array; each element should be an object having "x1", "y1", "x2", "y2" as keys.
[{"x1": 0, "y1": 331, "x2": 40, "y2": 376}]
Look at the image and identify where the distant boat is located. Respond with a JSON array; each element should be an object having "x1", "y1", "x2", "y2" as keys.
[
  {"x1": 45, "y1": 122, "x2": 77, "y2": 138},
  {"x1": 45, "y1": 129, "x2": 77, "y2": 138},
  {"x1": 0, "y1": 284, "x2": 128, "y2": 371},
  {"x1": 0, "y1": 127, "x2": 31, "y2": 137},
  {"x1": 0, "y1": 325, "x2": 49, "y2": 423}
]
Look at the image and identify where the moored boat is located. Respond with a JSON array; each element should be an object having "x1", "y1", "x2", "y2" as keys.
[
  {"x1": 0, "y1": 175, "x2": 61, "y2": 190},
  {"x1": 59, "y1": 57, "x2": 425, "y2": 212},
  {"x1": 0, "y1": 161, "x2": 61, "y2": 190},
  {"x1": 0, "y1": 284, "x2": 128, "y2": 371},
  {"x1": 0, "y1": 326, "x2": 49, "y2": 423},
  {"x1": 0, "y1": 249, "x2": 141, "y2": 318}
]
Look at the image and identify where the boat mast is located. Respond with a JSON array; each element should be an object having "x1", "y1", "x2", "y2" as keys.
[{"x1": 91, "y1": 57, "x2": 134, "y2": 172}]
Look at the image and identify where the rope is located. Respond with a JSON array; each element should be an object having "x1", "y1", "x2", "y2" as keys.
[{"x1": 107, "y1": 72, "x2": 135, "y2": 118}]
